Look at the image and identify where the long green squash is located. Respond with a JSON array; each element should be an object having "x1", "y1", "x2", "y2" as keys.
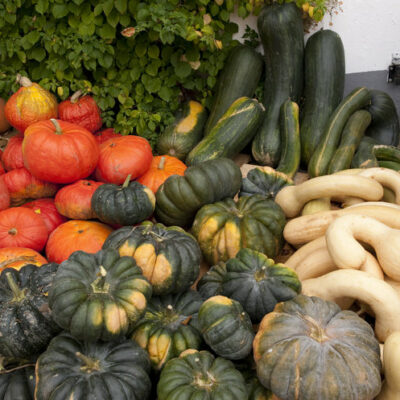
[
  {"x1": 186, "y1": 97, "x2": 264, "y2": 166},
  {"x1": 351, "y1": 136, "x2": 379, "y2": 168},
  {"x1": 308, "y1": 87, "x2": 371, "y2": 177},
  {"x1": 328, "y1": 110, "x2": 372, "y2": 174},
  {"x1": 300, "y1": 29, "x2": 345, "y2": 164},
  {"x1": 276, "y1": 100, "x2": 300, "y2": 178},
  {"x1": 204, "y1": 45, "x2": 264, "y2": 136},
  {"x1": 374, "y1": 144, "x2": 400, "y2": 163},
  {"x1": 156, "y1": 101, "x2": 208, "y2": 160},
  {"x1": 252, "y1": 2, "x2": 304, "y2": 167}
]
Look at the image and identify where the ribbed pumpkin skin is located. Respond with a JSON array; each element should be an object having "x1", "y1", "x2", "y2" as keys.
[
  {"x1": 0, "y1": 263, "x2": 60, "y2": 360},
  {"x1": 58, "y1": 94, "x2": 102, "y2": 133},
  {"x1": 198, "y1": 295, "x2": 254, "y2": 360},
  {"x1": 222, "y1": 248, "x2": 301, "y2": 322},
  {"x1": 156, "y1": 101, "x2": 208, "y2": 161},
  {"x1": 49, "y1": 249, "x2": 152, "y2": 342},
  {"x1": 2, "y1": 136, "x2": 24, "y2": 171},
  {"x1": 192, "y1": 195, "x2": 286, "y2": 265},
  {"x1": 4, "y1": 79, "x2": 58, "y2": 134},
  {"x1": 0, "y1": 247, "x2": 47, "y2": 271},
  {"x1": 91, "y1": 180, "x2": 155, "y2": 226},
  {"x1": 0, "y1": 178, "x2": 10, "y2": 211},
  {"x1": 253, "y1": 295, "x2": 382, "y2": 400},
  {"x1": 0, "y1": 366, "x2": 35, "y2": 399},
  {"x1": 35, "y1": 332, "x2": 151, "y2": 400},
  {"x1": 155, "y1": 158, "x2": 242, "y2": 227},
  {"x1": 239, "y1": 167, "x2": 293, "y2": 199},
  {"x1": 103, "y1": 222, "x2": 201, "y2": 295},
  {"x1": 1, "y1": 167, "x2": 58, "y2": 206},
  {"x1": 157, "y1": 350, "x2": 248, "y2": 400},
  {"x1": 55, "y1": 180, "x2": 104, "y2": 220},
  {"x1": 131, "y1": 290, "x2": 203, "y2": 370},
  {"x1": 197, "y1": 262, "x2": 227, "y2": 300}
]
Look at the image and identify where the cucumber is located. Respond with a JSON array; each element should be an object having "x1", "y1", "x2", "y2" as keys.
[
  {"x1": 351, "y1": 137, "x2": 379, "y2": 168},
  {"x1": 204, "y1": 45, "x2": 264, "y2": 136},
  {"x1": 186, "y1": 97, "x2": 265, "y2": 166},
  {"x1": 251, "y1": 3, "x2": 304, "y2": 167},
  {"x1": 276, "y1": 100, "x2": 300, "y2": 178},
  {"x1": 300, "y1": 29, "x2": 345, "y2": 164},
  {"x1": 328, "y1": 110, "x2": 372, "y2": 174},
  {"x1": 308, "y1": 87, "x2": 371, "y2": 177},
  {"x1": 156, "y1": 101, "x2": 207, "y2": 160}
]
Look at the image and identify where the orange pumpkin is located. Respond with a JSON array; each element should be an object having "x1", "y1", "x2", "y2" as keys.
[
  {"x1": 0, "y1": 178, "x2": 10, "y2": 211},
  {"x1": 0, "y1": 207, "x2": 48, "y2": 251},
  {"x1": 0, "y1": 247, "x2": 47, "y2": 272},
  {"x1": 94, "y1": 128, "x2": 121, "y2": 144},
  {"x1": 0, "y1": 161, "x2": 5, "y2": 177},
  {"x1": 2, "y1": 136, "x2": 24, "y2": 171},
  {"x1": 55, "y1": 180, "x2": 104, "y2": 220},
  {"x1": 0, "y1": 98, "x2": 11, "y2": 133},
  {"x1": 22, "y1": 119, "x2": 99, "y2": 184},
  {"x1": 1, "y1": 167, "x2": 58, "y2": 206},
  {"x1": 94, "y1": 136, "x2": 153, "y2": 184},
  {"x1": 4, "y1": 75, "x2": 58, "y2": 133},
  {"x1": 137, "y1": 155, "x2": 187, "y2": 193},
  {"x1": 45, "y1": 220, "x2": 113, "y2": 263}
]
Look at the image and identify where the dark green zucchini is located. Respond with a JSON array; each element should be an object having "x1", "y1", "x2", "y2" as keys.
[
  {"x1": 378, "y1": 160, "x2": 400, "y2": 171},
  {"x1": 186, "y1": 97, "x2": 264, "y2": 166},
  {"x1": 204, "y1": 45, "x2": 264, "y2": 136},
  {"x1": 374, "y1": 144, "x2": 400, "y2": 163},
  {"x1": 251, "y1": 2, "x2": 304, "y2": 167},
  {"x1": 351, "y1": 136, "x2": 379, "y2": 168},
  {"x1": 366, "y1": 90, "x2": 400, "y2": 146},
  {"x1": 156, "y1": 101, "x2": 208, "y2": 160},
  {"x1": 300, "y1": 29, "x2": 345, "y2": 164},
  {"x1": 328, "y1": 110, "x2": 372, "y2": 174},
  {"x1": 276, "y1": 100, "x2": 300, "y2": 178},
  {"x1": 308, "y1": 87, "x2": 371, "y2": 177}
]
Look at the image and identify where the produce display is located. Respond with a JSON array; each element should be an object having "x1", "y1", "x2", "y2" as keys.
[{"x1": 0, "y1": 2, "x2": 399, "y2": 399}]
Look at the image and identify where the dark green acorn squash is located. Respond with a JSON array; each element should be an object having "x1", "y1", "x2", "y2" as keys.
[
  {"x1": 48, "y1": 249, "x2": 152, "y2": 342},
  {"x1": 155, "y1": 158, "x2": 242, "y2": 227},
  {"x1": 102, "y1": 222, "x2": 201, "y2": 295},
  {"x1": 197, "y1": 262, "x2": 227, "y2": 300},
  {"x1": 222, "y1": 248, "x2": 301, "y2": 323},
  {"x1": 239, "y1": 167, "x2": 293, "y2": 199},
  {"x1": 0, "y1": 263, "x2": 60, "y2": 361},
  {"x1": 192, "y1": 194, "x2": 286, "y2": 265},
  {"x1": 253, "y1": 295, "x2": 382, "y2": 400},
  {"x1": 91, "y1": 175, "x2": 155, "y2": 226},
  {"x1": 157, "y1": 349, "x2": 248, "y2": 400},
  {"x1": 198, "y1": 295, "x2": 254, "y2": 360},
  {"x1": 0, "y1": 365, "x2": 35, "y2": 400},
  {"x1": 35, "y1": 332, "x2": 151, "y2": 400},
  {"x1": 131, "y1": 290, "x2": 203, "y2": 370}
]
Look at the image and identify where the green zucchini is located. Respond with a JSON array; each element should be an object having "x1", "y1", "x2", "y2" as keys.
[
  {"x1": 276, "y1": 100, "x2": 300, "y2": 178},
  {"x1": 251, "y1": 3, "x2": 304, "y2": 167},
  {"x1": 378, "y1": 161, "x2": 400, "y2": 171},
  {"x1": 351, "y1": 137, "x2": 379, "y2": 168},
  {"x1": 308, "y1": 87, "x2": 371, "y2": 177},
  {"x1": 366, "y1": 90, "x2": 400, "y2": 146},
  {"x1": 327, "y1": 110, "x2": 372, "y2": 174},
  {"x1": 156, "y1": 101, "x2": 208, "y2": 160},
  {"x1": 186, "y1": 97, "x2": 264, "y2": 166},
  {"x1": 204, "y1": 45, "x2": 264, "y2": 136},
  {"x1": 300, "y1": 29, "x2": 345, "y2": 164},
  {"x1": 373, "y1": 144, "x2": 400, "y2": 163}
]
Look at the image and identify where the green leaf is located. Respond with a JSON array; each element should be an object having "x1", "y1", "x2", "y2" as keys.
[
  {"x1": 16, "y1": 51, "x2": 27, "y2": 63},
  {"x1": 98, "y1": 24, "x2": 116, "y2": 39},
  {"x1": 148, "y1": 45, "x2": 159, "y2": 59},
  {"x1": 35, "y1": 0, "x2": 49, "y2": 14},
  {"x1": 99, "y1": 54, "x2": 113, "y2": 69},
  {"x1": 107, "y1": 10, "x2": 120, "y2": 28},
  {"x1": 141, "y1": 74, "x2": 161, "y2": 93},
  {"x1": 175, "y1": 62, "x2": 191, "y2": 79},
  {"x1": 115, "y1": 0, "x2": 127, "y2": 14},
  {"x1": 158, "y1": 86, "x2": 172, "y2": 102},
  {"x1": 103, "y1": 0, "x2": 114, "y2": 17},
  {"x1": 52, "y1": 4, "x2": 68, "y2": 18},
  {"x1": 73, "y1": 0, "x2": 85, "y2": 4},
  {"x1": 79, "y1": 23, "x2": 96, "y2": 36},
  {"x1": 145, "y1": 62, "x2": 159, "y2": 77},
  {"x1": 160, "y1": 30, "x2": 174, "y2": 44},
  {"x1": 26, "y1": 31, "x2": 41, "y2": 45},
  {"x1": 119, "y1": 14, "x2": 131, "y2": 26},
  {"x1": 93, "y1": 4, "x2": 103, "y2": 16},
  {"x1": 130, "y1": 67, "x2": 141, "y2": 81},
  {"x1": 30, "y1": 48, "x2": 46, "y2": 62},
  {"x1": 135, "y1": 43, "x2": 147, "y2": 57}
]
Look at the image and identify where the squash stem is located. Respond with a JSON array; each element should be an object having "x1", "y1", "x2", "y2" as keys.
[
  {"x1": 6, "y1": 272, "x2": 25, "y2": 302},
  {"x1": 158, "y1": 156, "x2": 166, "y2": 170},
  {"x1": 75, "y1": 352, "x2": 100, "y2": 372},
  {"x1": 70, "y1": 90, "x2": 83, "y2": 104},
  {"x1": 122, "y1": 174, "x2": 132, "y2": 188},
  {"x1": 16, "y1": 74, "x2": 32, "y2": 87},
  {"x1": 50, "y1": 119, "x2": 63, "y2": 135}
]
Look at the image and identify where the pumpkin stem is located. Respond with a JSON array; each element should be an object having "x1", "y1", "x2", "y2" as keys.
[
  {"x1": 16, "y1": 74, "x2": 33, "y2": 87},
  {"x1": 70, "y1": 90, "x2": 83, "y2": 104},
  {"x1": 158, "y1": 156, "x2": 166, "y2": 170},
  {"x1": 75, "y1": 352, "x2": 101, "y2": 373},
  {"x1": 7, "y1": 228, "x2": 17, "y2": 236},
  {"x1": 6, "y1": 272, "x2": 26, "y2": 302},
  {"x1": 91, "y1": 266, "x2": 110, "y2": 294},
  {"x1": 50, "y1": 119, "x2": 63, "y2": 135},
  {"x1": 122, "y1": 174, "x2": 132, "y2": 188}
]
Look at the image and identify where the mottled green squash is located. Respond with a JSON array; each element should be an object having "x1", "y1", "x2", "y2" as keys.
[
  {"x1": 157, "y1": 349, "x2": 248, "y2": 400},
  {"x1": 102, "y1": 222, "x2": 201, "y2": 295},
  {"x1": 192, "y1": 194, "x2": 286, "y2": 265},
  {"x1": 198, "y1": 295, "x2": 254, "y2": 360},
  {"x1": 131, "y1": 290, "x2": 203, "y2": 370},
  {"x1": 49, "y1": 249, "x2": 152, "y2": 342},
  {"x1": 197, "y1": 262, "x2": 227, "y2": 300},
  {"x1": 351, "y1": 136, "x2": 379, "y2": 168},
  {"x1": 0, "y1": 365, "x2": 35, "y2": 399}
]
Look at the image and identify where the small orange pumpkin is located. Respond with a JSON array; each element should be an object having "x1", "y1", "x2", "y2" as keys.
[
  {"x1": 0, "y1": 98, "x2": 11, "y2": 133},
  {"x1": 0, "y1": 247, "x2": 47, "y2": 272},
  {"x1": 4, "y1": 75, "x2": 58, "y2": 133},
  {"x1": 137, "y1": 155, "x2": 187, "y2": 193},
  {"x1": 2, "y1": 136, "x2": 24, "y2": 171},
  {"x1": 45, "y1": 220, "x2": 113, "y2": 263},
  {"x1": 0, "y1": 178, "x2": 10, "y2": 211}
]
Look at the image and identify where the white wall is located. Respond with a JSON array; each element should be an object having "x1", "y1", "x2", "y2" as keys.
[{"x1": 231, "y1": 0, "x2": 400, "y2": 74}]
